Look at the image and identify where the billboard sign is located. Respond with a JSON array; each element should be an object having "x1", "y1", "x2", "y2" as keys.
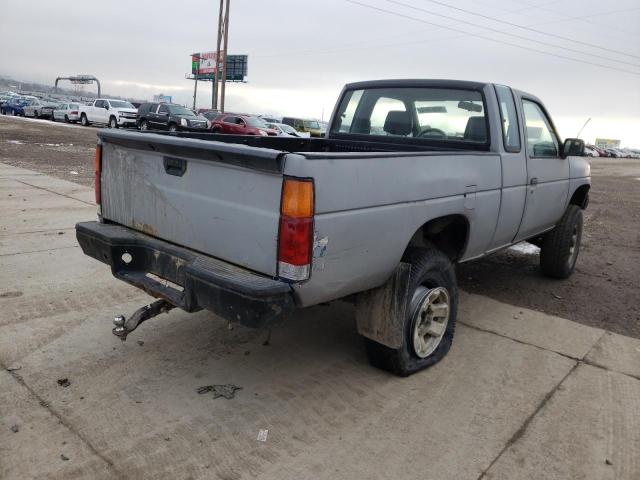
[
  {"x1": 192, "y1": 51, "x2": 223, "y2": 76},
  {"x1": 595, "y1": 138, "x2": 620, "y2": 149},
  {"x1": 190, "y1": 53, "x2": 247, "y2": 81},
  {"x1": 153, "y1": 94, "x2": 172, "y2": 103}
]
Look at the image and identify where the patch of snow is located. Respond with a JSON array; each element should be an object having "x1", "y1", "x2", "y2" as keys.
[
  {"x1": 509, "y1": 242, "x2": 540, "y2": 255},
  {"x1": 6, "y1": 140, "x2": 24, "y2": 145},
  {"x1": 69, "y1": 171, "x2": 79, "y2": 175}
]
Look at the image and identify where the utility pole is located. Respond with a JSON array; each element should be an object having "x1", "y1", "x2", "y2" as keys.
[
  {"x1": 220, "y1": 0, "x2": 230, "y2": 113},
  {"x1": 213, "y1": 0, "x2": 224, "y2": 110}
]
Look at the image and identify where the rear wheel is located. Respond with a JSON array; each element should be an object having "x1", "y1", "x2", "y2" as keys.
[
  {"x1": 365, "y1": 247, "x2": 458, "y2": 376},
  {"x1": 540, "y1": 205, "x2": 583, "y2": 279},
  {"x1": 64, "y1": 115, "x2": 69, "y2": 123},
  {"x1": 81, "y1": 114, "x2": 89, "y2": 126}
]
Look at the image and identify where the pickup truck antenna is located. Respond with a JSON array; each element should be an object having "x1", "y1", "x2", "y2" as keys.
[{"x1": 576, "y1": 117, "x2": 591, "y2": 138}]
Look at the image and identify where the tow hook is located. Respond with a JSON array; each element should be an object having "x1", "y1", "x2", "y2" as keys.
[{"x1": 112, "y1": 299, "x2": 175, "y2": 341}]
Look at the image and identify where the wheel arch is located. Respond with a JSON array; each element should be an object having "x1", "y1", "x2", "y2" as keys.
[
  {"x1": 569, "y1": 184, "x2": 590, "y2": 209},
  {"x1": 406, "y1": 214, "x2": 471, "y2": 262}
]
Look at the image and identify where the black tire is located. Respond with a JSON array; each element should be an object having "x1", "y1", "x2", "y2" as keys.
[
  {"x1": 365, "y1": 247, "x2": 458, "y2": 377},
  {"x1": 81, "y1": 114, "x2": 89, "y2": 126},
  {"x1": 109, "y1": 116, "x2": 118, "y2": 129},
  {"x1": 139, "y1": 120, "x2": 149, "y2": 131},
  {"x1": 13, "y1": 110, "x2": 18, "y2": 116},
  {"x1": 34, "y1": 110, "x2": 39, "y2": 119},
  {"x1": 540, "y1": 205, "x2": 583, "y2": 279},
  {"x1": 64, "y1": 115, "x2": 69, "y2": 123},
  {"x1": 169, "y1": 123, "x2": 177, "y2": 133}
]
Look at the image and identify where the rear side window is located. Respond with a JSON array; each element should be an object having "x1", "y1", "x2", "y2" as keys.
[{"x1": 494, "y1": 85, "x2": 521, "y2": 152}]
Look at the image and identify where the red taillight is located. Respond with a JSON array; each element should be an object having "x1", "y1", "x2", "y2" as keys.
[
  {"x1": 278, "y1": 178, "x2": 314, "y2": 281},
  {"x1": 94, "y1": 144, "x2": 102, "y2": 205},
  {"x1": 70, "y1": 111, "x2": 78, "y2": 115}
]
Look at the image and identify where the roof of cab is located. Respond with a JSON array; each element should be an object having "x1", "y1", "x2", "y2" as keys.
[{"x1": 343, "y1": 79, "x2": 489, "y2": 90}]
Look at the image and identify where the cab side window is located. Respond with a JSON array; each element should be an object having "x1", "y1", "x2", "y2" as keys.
[
  {"x1": 158, "y1": 104, "x2": 169, "y2": 115},
  {"x1": 495, "y1": 85, "x2": 521, "y2": 152},
  {"x1": 95, "y1": 100, "x2": 105, "y2": 108},
  {"x1": 522, "y1": 100, "x2": 559, "y2": 157}
]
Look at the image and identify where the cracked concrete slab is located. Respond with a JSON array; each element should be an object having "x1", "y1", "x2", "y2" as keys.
[
  {"x1": 585, "y1": 331, "x2": 640, "y2": 379},
  {"x1": 2, "y1": 163, "x2": 639, "y2": 480},
  {"x1": 0, "y1": 371, "x2": 116, "y2": 480},
  {"x1": 459, "y1": 291, "x2": 604, "y2": 359},
  {"x1": 484, "y1": 364, "x2": 640, "y2": 480}
]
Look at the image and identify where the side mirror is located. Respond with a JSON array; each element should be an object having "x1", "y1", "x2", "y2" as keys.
[
  {"x1": 104, "y1": 105, "x2": 109, "y2": 110},
  {"x1": 562, "y1": 138, "x2": 585, "y2": 158}
]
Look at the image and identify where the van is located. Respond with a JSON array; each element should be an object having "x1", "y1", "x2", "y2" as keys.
[{"x1": 281, "y1": 117, "x2": 323, "y2": 137}]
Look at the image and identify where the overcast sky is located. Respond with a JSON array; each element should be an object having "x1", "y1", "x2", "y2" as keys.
[{"x1": 2, "y1": 0, "x2": 639, "y2": 146}]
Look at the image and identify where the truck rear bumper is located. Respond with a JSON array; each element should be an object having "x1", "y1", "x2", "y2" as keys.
[{"x1": 76, "y1": 221, "x2": 295, "y2": 327}]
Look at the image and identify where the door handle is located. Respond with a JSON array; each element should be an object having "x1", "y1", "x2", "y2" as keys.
[{"x1": 530, "y1": 177, "x2": 539, "y2": 185}]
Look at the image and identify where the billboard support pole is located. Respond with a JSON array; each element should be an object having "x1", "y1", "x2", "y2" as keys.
[
  {"x1": 193, "y1": 76, "x2": 198, "y2": 110},
  {"x1": 213, "y1": 0, "x2": 224, "y2": 110},
  {"x1": 220, "y1": 0, "x2": 230, "y2": 113}
]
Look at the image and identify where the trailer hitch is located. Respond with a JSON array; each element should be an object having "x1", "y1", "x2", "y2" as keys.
[{"x1": 112, "y1": 299, "x2": 175, "y2": 341}]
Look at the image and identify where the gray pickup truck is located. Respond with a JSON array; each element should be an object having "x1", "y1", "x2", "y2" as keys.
[{"x1": 76, "y1": 79, "x2": 590, "y2": 376}]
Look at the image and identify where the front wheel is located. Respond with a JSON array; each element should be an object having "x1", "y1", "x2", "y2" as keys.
[
  {"x1": 540, "y1": 205, "x2": 583, "y2": 279},
  {"x1": 109, "y1": 116, "x2": 118, "y2": 129},
  {"x1": 169, "y1": 123, "x2": 177, "y2": 132},
  {"x1": 139, "y1": 120, "x2": 149, "y2": 131},
  {"x1": 365, "y1": 247, "x2": 458, "y2": 377}
]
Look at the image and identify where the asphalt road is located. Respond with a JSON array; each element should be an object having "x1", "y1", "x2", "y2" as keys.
[{"x1": 0, "y1": 114, "x2": 638, "y2": 338}]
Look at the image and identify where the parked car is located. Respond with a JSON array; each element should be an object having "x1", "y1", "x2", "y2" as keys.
[
  {"x1": 260, "y1": 115, "x2": 282, "y2": 124},
  {"x1": 604, "y1": 148, "x2": 621, "y2": 158},
  {"x1": 77, "y1": 79, "x2": 590, "y2": 377},
  {"x1": 52, "y1": 103, "x2": 81, "y2": 123},
  {"x1": 265, "y1": 122, "x2": 310, "y2": 137},
  {"x1": 1, "y1": 97, "x2": 28, "y2": 116},
  {"x1": 198, "y1": 108, "x2": 220, "y2": 116},
  {"x1": 23, "y1": 98, "x2": 54, "y2": 118},
  {"x1": 281, "y1": 117, "x2": 323, "y2": 137},
  {"x1": 583, "y1": 146, "x2": 599, "y2": 157},
  {"x1": 210, "y1": 114, "x2": 278, "y2": 135},
  {"x1": 79, "y1": 99, "x2": 138, "y2": 128},
  {"x1": 137, "y1": 103, "x2": 209, "y2": 132}
]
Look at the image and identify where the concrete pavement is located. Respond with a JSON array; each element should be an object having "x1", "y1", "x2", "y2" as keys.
[{"x1": 1, "y1": 162, "x2": 638, "y2": 480}]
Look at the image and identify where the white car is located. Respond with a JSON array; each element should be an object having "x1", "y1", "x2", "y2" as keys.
[
  {"x1": 52, "y1": 103, "x2": 81, "y2": 123},
  {"x1": 265, "y1": 122, "x2": 311, "y2": 137},
  {"x1": 583, "y1": 146, "x2": 599, "y2": 157},
  {"x1": 79, "y1": 99, "x2": 138, "y2": 128}
]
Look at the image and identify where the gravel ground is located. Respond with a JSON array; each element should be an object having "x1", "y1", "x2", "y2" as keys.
[{"x1": 1, "y1": 114, "x2": 638, "y2": 338}]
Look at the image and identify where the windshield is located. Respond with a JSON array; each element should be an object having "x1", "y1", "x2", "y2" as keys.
[
  {"x1": 109, "y1": 100, "x2": 135, "y2": 109},
  {"x1": 167, "y1": 105, "x2": 196, "y2": 116},
  {"x1": 69, "y1": 104, "x2": 79, "y2": 109},
  {"x1": 331, "y1": 87, "x2": 487, "y2": 143},
  {"x1": 304, "y1": 120, "x2": 320, "y2": 129},
  {"x1": 280, "y1": 124, "x2": 297, "y2": 134},
  {"x1": 246, "y1": 116, "x2": 267, "y2": 128}
]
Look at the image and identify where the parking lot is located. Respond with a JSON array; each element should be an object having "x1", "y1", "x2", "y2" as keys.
[{"x1": 1, "y1": 115, "x2": 639, "y2": 479}]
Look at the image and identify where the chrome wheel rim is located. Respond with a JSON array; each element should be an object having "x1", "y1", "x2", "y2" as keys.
[
  {"x1": 567, "y1": 223, "x2": 581, "y2": 269},
  {"x1": 140, "y1": 121, "x2": 147, "y2": 130},
  {"x1": 411, "y1": 286, "x2": 450, "y2": 358}
]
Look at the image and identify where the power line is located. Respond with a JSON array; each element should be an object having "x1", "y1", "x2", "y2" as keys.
[
  {"x1": 408, "y1": 0, "x2": 640, "y2": 60},
  {"x1": 345, "y1": 0, "x2": 640, "y2": 76},
  {"x1": 253, "y1": 4, "x2": 639, "y2": 61},
  {"x1": 385, "y1": 0, "x2": 640, "y2": 68}
]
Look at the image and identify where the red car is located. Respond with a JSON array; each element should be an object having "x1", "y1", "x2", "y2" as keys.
[{"x1": 210, "y1": 114, "x2": 277, "y2": 136}]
